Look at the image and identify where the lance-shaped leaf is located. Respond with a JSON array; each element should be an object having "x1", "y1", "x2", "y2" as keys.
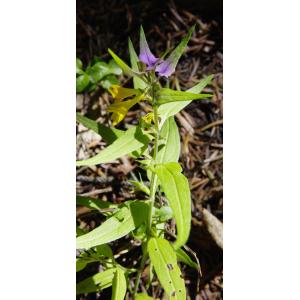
[
  {"x1": 76, "y1": 201, "x2": 149, "y2": 249},
  {"x1": 112, "y1": 267, "x2": 127, "y2": 300},
  {"x1": 153, "y1": 163, "x2": 191, "y2": 249},
  {"x1": 76, "y1": 195, "x2": 117, "y2": 211},
  {"x1": 76, "y1": 125, "x2": 151, "y2": 166},
  {"x1": 158, "y1": 75, "x2": 214, "y2": 127},
  {"x1": 136, "y1": 294, "x2": 154, "y2": 300},
  {"x1": 128, "y1": 38, "x2": 147, "y2": 89},
  {"x1": 76, "y1": 268, "x2": 115, "y2": 295},
  {"x1": 108, "y1": 48, "x2": 142, "y2": 78},
  {"x1": 175, "y1": 248, "x2": 198, "y2": 270},
  {"x1": 76, "y1": 113, "x2": 124, "y2": 144},
  {"x1": 156, "y1": 116, "x2": 180, "y2": 164},
  {"x1": 157, "y1": 88, "x2": 212, "y2": 105},
  {"x1": 155, "y1": 25, "x2": 195, "y2": 77},
  {"x1": 148, "y1": 237, "x2": 186, "y2": 299},
  {"x1": 147, "y1": 116, "x2": 180, "y2": 182}
]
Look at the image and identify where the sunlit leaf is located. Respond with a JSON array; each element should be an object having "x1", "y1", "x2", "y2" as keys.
[
  {"x1": 76, "y1": 125, "x2": 151, "y2": 166},
  {"x1": 108, "y1": 48, "x2": 142, "y2": 78},
  {"x1": 76, "y1": 268, "x2": 115, "y2": 295},
  {"x1": 76, "y1": 195, "x2": 117, "y2": 211},
  {"x1": 153, "y1": 163, "x2": 191, "y2": 249},
  {"x1": 147, "y1": 116, "x2": 180, "y2": 181},
  {"x1": 112, "y1": 267, "x2": 127, "y2": 300},
  {"x1": 76, "y1": 201, "x2": 149, "y2": 250},
  {"x1": 158, "y1": 75, "x2": 214, "y2": 127},
  {"x1": 148, "y1": 237, "x2": 186, "y2": 299},
  {"x1": 157, "y1": 88, "x2": 212, "y2": 105},
  {"x1": 76, "y1": 112, "x2": 124, "y2": 144}
]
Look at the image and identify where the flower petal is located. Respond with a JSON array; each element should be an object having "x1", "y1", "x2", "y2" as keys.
[
  {"x1": 107, "y1": 94, "x2": 143, "y2": 125},
  {"x1": 139, "y1": 26, "x2": 158, "y2": 67}
]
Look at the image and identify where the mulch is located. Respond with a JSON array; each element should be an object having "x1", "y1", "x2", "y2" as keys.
[{"x1": 76, "y1": 0, "x2": 223, "y2": 299}]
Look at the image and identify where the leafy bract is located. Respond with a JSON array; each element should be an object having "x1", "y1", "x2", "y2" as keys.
[
  {"x1": 148, "y1": 237, "x2": 186, "y2": 299},
  {"x1": 155, "y1": 25, "x2": 195, "y2": 77},
  {"x1": 128, "y1": 38, "x2": 147, "y2": 89},
  {"x1": 108, "y1": 48, "x2": 142, "y2": 78},
  {"x1": 112, "y1": 267, "x2": 127, "y2": 300},
  {"x1": 76, "y1": 125, "x2": 151, "y2": 166},
  {"x1": 153, "y1": 163, "x2": 191, "y2": 249},
  {"x1": 157, "y1": 88, "x2": 212, "y2": 105},
  {"x1": 158, "y1": 75, "x2": 214, "y2": 127},
  {"x1": 76, "y1": 201, "x2": 149, "y2": 250},
  {"x1": 175, "y1": 248, "x2": 198, "y2": 270},
  {"x1": 76, "y1": 113, "x2": 124, "y2": 144},
  {"x1": 76, "y1": 268, "x2": 115, "y2": 295},
  {"x1": 136, "y1": 293, "x2": 154, "y2": 300}
]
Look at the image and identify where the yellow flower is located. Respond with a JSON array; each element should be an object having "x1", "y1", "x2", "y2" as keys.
[
  {"x1": 108, "y1": 85, "x2": 141, "y2": 101},
  {"x1": 107, "y1": 85, "x2": 144, "y2": 126}
]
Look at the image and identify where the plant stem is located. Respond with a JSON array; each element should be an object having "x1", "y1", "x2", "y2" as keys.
[
  {"x1": 132, "y1": 249, "x2": 148, "y2": 298},
  {"x1": 147, "y1": 90, "x2": 160, "y2": 233},
  {"x1": 133, "y1": 78, "x2": 160, "y2": 298}
]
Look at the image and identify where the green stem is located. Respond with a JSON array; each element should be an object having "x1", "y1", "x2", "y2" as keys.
[
  {"x1": 133, "y1": 78, "x2": 160, "y2": 298},
  {"x1": 132, "y1": 249, "x2": 148, "y2": 298},
  {"x1": 147, "y1": 104, "x2": 159, "y2": 233}
]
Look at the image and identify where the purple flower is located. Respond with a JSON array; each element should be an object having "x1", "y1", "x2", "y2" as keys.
[
  {"x1": 155, "y1": 59, "x2": 175, "y2": 77},
  {"x1": 139, "y1": 26, "x2": 159, "y2": 68}
]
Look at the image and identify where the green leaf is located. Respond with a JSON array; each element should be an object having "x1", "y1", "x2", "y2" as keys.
[
  {"x1": 76, "y1": 58, "x2": 84, "y2": 74},
  {"x1": 108, "y1": 48, "x2": 142, "y2": 78},
  {"x1": 76, "y1": 125, "x2": 151, "y2": 166},
  {"x1": 76, "y1": 112, "x2": 124, "y2": 144},
  {"x1": 108, "y1": 59, "x2": 123, "y2": 75},
  {"x1": 76, "y1": 195, "x2": 117, "y2": 211},
  {"x1": 76, "y1": 201, "x2": 149, "y2": 249},
  {"x1": 136, "y1": 293, "x2": 154, "y2": 300},
  {"x1": 157, "y1": 116, "x2": 180, "y2": 164},
  {"x1": 157, "y1": 88, "x2": 212, "y2": 105},
  {"x1": 76, "y1": 268, "x2": 115, "y2": 295},
  {"x1": 128, "y1": 38, "x2": 147, "y2": 89},
  {"x1": 175, "y1": 248, "x2": 198, "y2": 270},
  {"x1": 147, "y1": 116, "x2": 180, "y2": 182},
  {"x1": 76, "y1": 73, "x2": 90, "y2": 93},
  {"x1": 88, "y1": 61, "x2": 110, "y2": 82},
  {"x1": 128, "y1": 180, "x2": 150, "y2": 195},
  {"x1": 153, "y1": 163, "x2": 191, "y2": 249},
  {"x1": 158, "y1": 75, "x2": 214, "y2": 127},
  {"x1": 111, "y1": 267, "x2": 127, "y2": 300},
  {"x1": 148, "y1": 237, "x2": 186, "y2": 299},
  {"x1": 101, "y1": 74, "x2": 119, "y2": 90}
]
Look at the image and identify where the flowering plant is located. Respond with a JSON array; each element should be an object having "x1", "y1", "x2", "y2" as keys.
[{"x1": 76, "y1": 25, "x2": 213, "y2": 299}]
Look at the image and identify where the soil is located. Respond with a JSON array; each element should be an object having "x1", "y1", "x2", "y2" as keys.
[{"x1": 76, "y1": 0, "x2": 223, "y2": 299}]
